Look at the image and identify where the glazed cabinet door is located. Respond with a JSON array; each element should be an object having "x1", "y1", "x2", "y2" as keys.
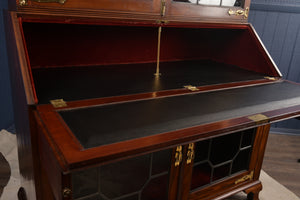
[
  {"x1": 178, "y1": 126, "x2": 269, "y2": 200},
  {"x1": 164, "y1": 0, "x2": 251, "y2": 23},
  {"x1": 71, "y1": 147, "x2": 181, "y2": 200}
]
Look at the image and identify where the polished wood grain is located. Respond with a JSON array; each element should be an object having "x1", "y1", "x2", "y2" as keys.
[
  {"x1": 168, "y1": 147, "x2": 182, "y2": 200},
  {"x1": 165, "y1": 0, "x2": 250, "y2": 23},
  {"x1": 253, "y1": 125, "x2": 270, "y2": 181},
  {"x1": 262, "y1": 133, "x2": 300, "y2": 198},
  {"x1": 15, "y1": 0, "x2": 251, "y2": 24},
  {"x1": 4, "y1": 11, "x2": 36, "y2": 200},
  {"x1": 18, "y1": 0, "x2": 162, "y2": 16},
  {"x1": 178, "y1": 144, "x2": 194, "y2": 200},
  {"x1": 34, "y1": 111, "x2": 70, "y2": 200}
]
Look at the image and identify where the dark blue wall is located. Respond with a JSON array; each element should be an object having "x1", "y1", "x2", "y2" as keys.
[
  {"x1": 250, "y1": 0, "x2": 300, "y2": 134},
  {"x1": 0, "y1": 0, "x2": 14, "y2": 130}
]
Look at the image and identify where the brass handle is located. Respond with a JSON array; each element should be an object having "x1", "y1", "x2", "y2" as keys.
[
  {"x1": 186, "y1": 143, "x2": 195, "y2": 164},
  {"x1": 174, "y1": 146, "x2": 183, "y2": 167}
]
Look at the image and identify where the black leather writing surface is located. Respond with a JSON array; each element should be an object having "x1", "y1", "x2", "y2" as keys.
[
  {"x1": 59, "y1": 81, "x2": 300, "y2": 149},
  {"x1": 33, "y1": 60, "x2": 265, "y2": 104}
]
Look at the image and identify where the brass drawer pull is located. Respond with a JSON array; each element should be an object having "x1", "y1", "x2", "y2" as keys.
[
  {"x1": 174, "y1": 146, "x2": 183, "y2": 167},
  {"x1": 186, "y1": 143, "x2": 195, "y2": 164}
]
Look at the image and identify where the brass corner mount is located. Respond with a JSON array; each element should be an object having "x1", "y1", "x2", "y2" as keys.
[{"x1": 228, "y1": 7, "x2": 249, "y2": 19}]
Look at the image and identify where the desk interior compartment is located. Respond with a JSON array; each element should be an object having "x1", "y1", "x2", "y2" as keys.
[{"x1": 21, "y1": 21, "x2": 280, "y2": 104}]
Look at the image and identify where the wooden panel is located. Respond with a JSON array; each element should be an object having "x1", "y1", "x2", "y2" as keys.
[
  {"x1": 165, "y1": 0, "x2": 251, "y2": 23},
  {"x1": 22, "y1": 22, "x2": 158, "y2": 68},
  {"x1": 4, "y1": 11, "x2": 36, "y2": 200},
  {"x1": 17, "y1": 0, "x2": 161, "y2": 17}
]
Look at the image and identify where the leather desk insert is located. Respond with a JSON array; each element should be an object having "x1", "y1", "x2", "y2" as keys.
[{"x1": 59, "y1": 81, "x2": 300, "y2": 149}]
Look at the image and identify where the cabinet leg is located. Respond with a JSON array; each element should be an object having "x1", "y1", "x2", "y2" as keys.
[
  {"x1": 247, "y1": 192, "x2": 259, "y2": 200},
  {"x1": 18, "y1": 187, "x2": 28, "y2": 200},
  {"x1": 244, "y1": 182, "x2": 262, "y2": 200}
]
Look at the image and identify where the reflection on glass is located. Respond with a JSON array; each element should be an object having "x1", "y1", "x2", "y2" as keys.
[{"x1": 173, "y1": 0, "x2": 244, "y2": 7}]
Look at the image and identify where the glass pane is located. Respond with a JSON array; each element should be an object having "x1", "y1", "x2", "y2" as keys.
[
  {"x1": 72, "y1": 168, "x2": 98, "y2": 199},
  {"x1": 173, "y1": 0, "x2": 245, "y2": 7},
  {"x1": 198, "y1": 0, "x2": 221, "y2": 6},
  {"x1": 99, "y1": 155, "x2": 151, "y2": 199},
  {"x1": 191, "y1": 162, "x2": 212, "y2": 190},
  {"x1": 72, "y1": 149, "x2": 172, "y2": 200},
  {"x1": 241, "y1": 129, "x2": 255, "y2": 148},
  {"x1": 210, "y1": 132, "x2": 241, "y2": 165},
  {"x1": 141, "y1": 174, "x2": 169, "y2": 200},
  {"x1": 191, "y1": 128, "x2": 256, "y2": 192},
  {"x1": 212, "y1": 163, "x2": 231, "y2": 181},
  {"x1": 152, "y1": 149, "x2": 172, "y2": 175},
  {"x1": 194, "y1": 139, "x2": 210, "y2": 163},
  {"x1": 81, "y1": 195, "x2": 105, "y2": 200},
  {"x1": 232, "y1": 148, "x2": 252, "y2": 174}
]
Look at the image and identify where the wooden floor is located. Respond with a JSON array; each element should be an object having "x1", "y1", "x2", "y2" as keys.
[{"x1": 262, "y1": 133, "x2": 300, "y2": 198}]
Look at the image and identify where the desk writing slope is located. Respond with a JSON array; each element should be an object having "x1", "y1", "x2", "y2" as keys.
[{"x1": 59, "y1": 81, "x2": 300, "y2": 149}]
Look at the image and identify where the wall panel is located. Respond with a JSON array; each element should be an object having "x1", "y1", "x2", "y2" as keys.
[
  {"x1": 0, "y1": 0, "x2": 14, "y2": 130},
  {"x1": 250, "y1": 0, "x2": 300, "y2": 133}
]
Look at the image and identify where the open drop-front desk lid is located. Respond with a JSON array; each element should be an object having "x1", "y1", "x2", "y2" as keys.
[{"x1": 7, "y1": 0, "x2": 300, "y2": 172}]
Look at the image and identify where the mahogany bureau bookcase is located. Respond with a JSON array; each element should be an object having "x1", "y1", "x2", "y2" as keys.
[{"x1": 5, "y1": 0, "x2": 300, "y2": 199}]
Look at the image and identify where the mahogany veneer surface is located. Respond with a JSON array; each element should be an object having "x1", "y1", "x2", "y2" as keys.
[{"x1": 59, "y1": 81, "x2": 300, "y2": 149}]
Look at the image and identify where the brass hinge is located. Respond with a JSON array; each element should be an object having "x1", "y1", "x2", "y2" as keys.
[
  {"x1": 50, "y1": 99, "x2": 67, "y2": 108},
  {"x1": 160, "y1": 0, "x2": 166, "y2": 17},
  {"x1": 186, "y1": 143, "x2": 195, "y2": 164},
  {"x1": 184, "y1": 85, "x2": 199, "y2": 91},
  {"x1": 19, "y1": 0, "x2": 67, "y2": 6},
  {"x1": 235, "y1": 171, "x2": 254, "y2": 184},
  {"x1": 264, "y1": 76, "x2": 277, "y2": 81},
  {"x1": 19, "y1": 0, "x2": 28, "y2": 6},
  {"x1": 156, "y1": 20, "x2": 169, "y2": 25},
  {"x1": 228, "y1": 7, "x2": 249, "y2": 19},
  {"x1": 174, "y1": 146, "x2": 183, "y2": 167},
  {"x1": 248, "y1": 114, "x2": 269, "y2": 125}
]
